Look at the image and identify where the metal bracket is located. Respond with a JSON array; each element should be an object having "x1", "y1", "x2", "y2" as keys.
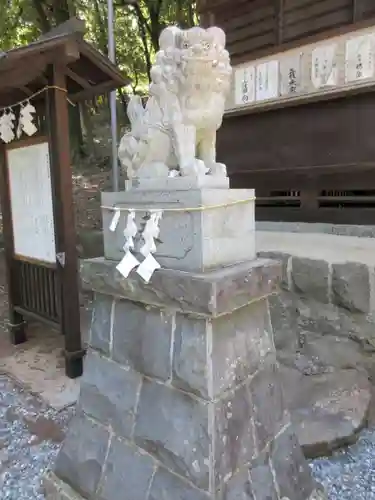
[{"x1": 56, "y1": 252, "x2": 66, "y2": 267}]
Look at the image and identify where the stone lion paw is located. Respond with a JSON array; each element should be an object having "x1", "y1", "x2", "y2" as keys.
[
  {"x1": 208, "y1": 162, "x2": 227, "y2": 177},
  {"x1": 180, "y1": 159, "x2": 208, "y2": 178}
]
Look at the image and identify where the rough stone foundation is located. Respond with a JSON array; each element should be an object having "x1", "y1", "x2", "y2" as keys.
[
  {"x1": 44, "y1": 257, "x2": 323, "y2": 500},
  {"x1": 259, "y1": 250, "x2": 373, "y2": 457}
]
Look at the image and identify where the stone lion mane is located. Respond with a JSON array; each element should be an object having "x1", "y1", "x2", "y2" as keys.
[{"x1": 118, "y1": 25, "x2": 232, "y2": 181}]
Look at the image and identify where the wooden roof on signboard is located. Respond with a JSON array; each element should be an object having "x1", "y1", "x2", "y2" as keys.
[{"x1": 0, "y1": 18, "x2": 129, "y2": 107}]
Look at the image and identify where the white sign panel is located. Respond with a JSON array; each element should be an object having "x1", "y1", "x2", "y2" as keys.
[
  {"x1": 345, "y1": 34, "x2": 375, "y2": 82},
  {"x1": 280, "y1": 53, "x2": 303, "y2": 96},
  {"x1": 256, "y1": 60, "x2": 279, "y2": 101},
  {"x1": 234, "y1": 65, "x2": 255, "y2": 105},
  {"x1": 311, "y1": 44, "x2": 339, "y2": 88},
  {"x1": 7, "y1": 141, "x2": 56, "y2": 263}
]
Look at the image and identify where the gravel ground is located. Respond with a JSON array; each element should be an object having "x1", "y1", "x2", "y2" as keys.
[
  {"x1": 0, "y1": 374, "x2": 74, "y2": 500},
  {"x1": 0, "y1": 371, "x2": 373, "y2": 500},
  {"x1": 311, "y1": 428, "x2": 375, "y2": 499}
]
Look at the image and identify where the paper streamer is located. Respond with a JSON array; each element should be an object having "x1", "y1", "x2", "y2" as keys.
[
  {"x1": 136, "y1": 253, "x2": 161, "y2": 283},
  {"x1": 123, "y1": 209, "x2": 137, "y2": 251},
  {"x1": 116, "y1": 250, "x2": 140, "y2": 278},
  {"x1": 0, "y1": 102, "x2": 38, "y2": 143},
  {"x1": 110, "y1": 208, "x2": 163, "y2": 283},
  {"x1": 0, "y1": 110, "x2": 16, "y2": 143},
  {"x1": 19, "y1": 102, "x2": 37, "y2": 137},
  {"x1": 109, "y1": 208, "x2": 121, "y2": 232},
  {"x1": 140, "y1": 210, "x2": 163, "y2": 257}
]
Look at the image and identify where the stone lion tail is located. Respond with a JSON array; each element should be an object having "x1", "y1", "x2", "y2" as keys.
[
  {"x1": 118, "y1": 95, "x2": 146, "y2": 179},
  {"x1": 127, "y1": 95, "x2": 146, "y2": 139}
]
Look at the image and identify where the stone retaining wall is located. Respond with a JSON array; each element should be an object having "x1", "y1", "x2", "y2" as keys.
[{"x1": 258, "y1": 251, "x2": 374, "y2": 457}]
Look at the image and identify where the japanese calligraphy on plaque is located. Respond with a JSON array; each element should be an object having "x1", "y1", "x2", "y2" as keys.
[
  {"x1": 255, "y1": 60, "x2": 279, "y2": 101},
  {"x1": 311, "y1": 44, "x2": 339, "y2": 89},
  {"x1": 280, "y1": 53, "x2": 303, "y2": 96},
  {"x1": 345, "y1": 34, "x2": 375, "y2": 82},
  {"x1": 234, "y1": 65, "x2": 255, "y2": 106}
]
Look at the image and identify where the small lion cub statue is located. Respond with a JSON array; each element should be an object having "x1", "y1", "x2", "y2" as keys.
[{"x1": 118, "y1": 25, "x2": 232, "y2": 180}]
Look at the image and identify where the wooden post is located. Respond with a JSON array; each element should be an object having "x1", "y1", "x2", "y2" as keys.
[
  {"x1": 46, "y1": 62, "x2": 84, "y2": 379},
  {"x1": 0, "y1": 145, "x2": 26, "y2": 345}
]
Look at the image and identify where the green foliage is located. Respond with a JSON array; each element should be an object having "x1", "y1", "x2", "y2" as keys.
[{"x1": 0, "y1": 0, "x2": 198, "y2": 93}]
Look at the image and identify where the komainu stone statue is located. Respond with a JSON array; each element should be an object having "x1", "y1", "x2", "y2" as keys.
[{"x1": 118, "y1": 26, "x2": 232, "y2": 180}]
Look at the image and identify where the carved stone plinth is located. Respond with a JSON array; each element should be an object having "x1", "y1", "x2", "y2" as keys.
[
  {"x1": 101, "y1": 183, "x2": 255, "y2": 272},
  {"x1": 44, "y1": 256, "x2": 324, "y2": 500}
]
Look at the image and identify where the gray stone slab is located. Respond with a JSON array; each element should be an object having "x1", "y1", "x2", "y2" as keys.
[
  {"x1": 270, "y1": 425, "x2": 316, "y2": 500},
  {"x1": 172, "y1": 314, "x2": 208, "y2": 397},
  {"x1": 291, "y1": 257, "x2": 329, "y2": 304},
  {"x1": 257, "y1": 251, "x2": 290, "y2": 290},
  {"x1": 90, "y1": 293, "x2": 113, "y2": 355},
  {"x1": 112, "y1": 299, "x2": 173, "y2": 380},
  {"x1": 249, "y1": 451, "x2": 278, "y2": 500},
  {"x1": 173, "y1": 299, "x2": 274, "y2": 401},
  {"x1": 43, "y1": 471, "x2": 86, "y2": 500},
  {"x1": 268, "y1": 292, "x2": 299, "y2": 352},
  {"x1": 133, "y1": 378, "x2": 210, "y2": 489},
  {"x1": 280, "y1": 366, "x2": 371, "y2": 458},
  {"x1": 80, "y1": 257, "x2": 280, "y2": 318},
  {"x1": 149, "y1": 467, "x2": 209, "y2": 500},
  {"x1": 218, "y1": 468, "x2": 254, "y2": 499},
  {"x1": 332, "y1": 262, "x2": 370, "y2": 313},
  {"x1": 79, "y1": 350, "x2": 142, "y2": 439},
  {"x1": 98, "y1": 436, "x2": 155, "y2": 500},
  {"x1": 296, "y1": 296, "x2": 340, "y2": 336},
  {"x1": 101, "y1": 188, "x2": 255, "y2": 272},
  {"x1": 249, "y1": 356, "x2": 288, "y2": 453},
  {"x1": 211, "y1": 300, "x2": 274, "y2": 397},
  {"x1": 54, "y1": 412, "x2": 109, "y2": 498},
  {"x1": 214, "y1": 384, "x2": 256, "y2": 489}
]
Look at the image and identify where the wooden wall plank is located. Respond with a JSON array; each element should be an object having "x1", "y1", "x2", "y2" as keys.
[
  {"x1": 284, "y1": 6, "x2": 352, "y2": 40},
  {"x1": 209, "y1": 0, "x2": 375, "y2": 62}
]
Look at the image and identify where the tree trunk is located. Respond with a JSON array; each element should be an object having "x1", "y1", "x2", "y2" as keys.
[
  {"x1": 31, "y1": 0, "x2": 51, "y2": 32},
  {"x1": 80, "y1": 103, "x2": 95, "y2": 154},
  {"x1": 93, "y1": 0, "x2": 108, "y2": 55}
]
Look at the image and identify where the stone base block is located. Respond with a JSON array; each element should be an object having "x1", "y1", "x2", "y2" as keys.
[
  {"x1": 45, "y1": 258, "x2": 325, "y2": 500},
  {"x1": 101, "y1": 187, "x2": 255, "y2": 272}
]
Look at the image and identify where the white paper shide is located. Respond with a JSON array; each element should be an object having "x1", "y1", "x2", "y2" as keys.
[
  {"x1": 345, "y1": 34, "x2": 375, "y2": 83},
  {"x1": 113, "y1": 208, "x2": 164, "y2": 283},
  {"x1": 0, "y1": 101, "x2": 37, "y2": 144}
]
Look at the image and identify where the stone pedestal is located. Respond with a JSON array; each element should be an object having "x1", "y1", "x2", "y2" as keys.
[
  {"x1": 44, "y1": 257, "x2": 324, "y2": 500},
  {"x1": 101, "y1": 182, "x2": 256, "y2": 272},
  {"x1": 44, "y1": 184, "x2": 325, "y2": 500}
]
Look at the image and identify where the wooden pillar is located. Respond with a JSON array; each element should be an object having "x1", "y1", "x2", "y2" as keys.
[
  {"x1": 0, "y1": 145, "x2": 26, "y2": 345},
  {"x1": 46, "y1": 63, "x2": 84, "y2": 379}
]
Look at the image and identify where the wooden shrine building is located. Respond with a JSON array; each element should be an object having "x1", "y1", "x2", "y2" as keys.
[
  {"x1": 0, "y1": 19, "x2": 128, "y2": 377},
  {"x1": 199, "y1": 0, "x2": 375, "y2": 225}
]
